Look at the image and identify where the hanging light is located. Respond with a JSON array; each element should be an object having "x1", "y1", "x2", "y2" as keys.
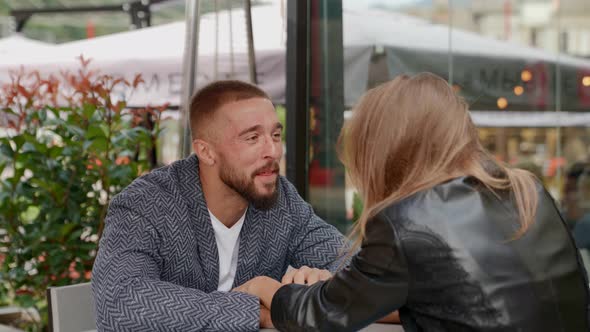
[
  {"x1": 583, "y1": 76, "x2": 590, "y2": 87},
  {"x1": 521, "y1": 70, "x2": 533, "y2": 82},
  {"x1": 497, "y1": 97, "x2": 508, "y2": 109},
  {"x1": 514, "y1": 86, "x2": 524, "y2": 96}
]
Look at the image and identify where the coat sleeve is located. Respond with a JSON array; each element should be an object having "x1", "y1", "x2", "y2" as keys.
[
  {"x1": 284, "y1": 181, "x2": 349, "y2": 273},
  {"x1": 271, "y1": 212, "x2": 409, "y2": 332},
  {"x1": 92, "y1": 195, "x2": 260, "y2": 332}
]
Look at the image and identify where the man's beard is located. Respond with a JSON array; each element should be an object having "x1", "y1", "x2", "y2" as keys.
[{"x1": 219, "y1": 160, "x2": 280, "y2": 210}]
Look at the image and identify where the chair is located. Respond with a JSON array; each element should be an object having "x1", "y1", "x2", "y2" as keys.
[{"x1": 47, "y1": 282, "x2": 96, "y2": 332}]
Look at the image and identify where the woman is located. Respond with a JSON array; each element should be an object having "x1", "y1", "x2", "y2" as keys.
[{"x1": 237, "y1": 73, "x2": 590, "y2": 331}]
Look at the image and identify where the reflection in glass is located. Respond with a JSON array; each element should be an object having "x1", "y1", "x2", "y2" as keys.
[{"x1": 337, "y1": 2, "x2": 590, "y2": 239}]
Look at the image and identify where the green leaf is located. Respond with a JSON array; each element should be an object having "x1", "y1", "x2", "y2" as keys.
[
  {"x1": 83, "y1": 103, "x2": 97, "y2": 119},
  {"x1": 61, "y1": 145, "x2": 75, "y2": 156},
  {"x1": 21, "y1": 142, "x2": 37, "y2": 154},
  {"x1": 0, "y1": 190, "x2": 9, "y2": 204},
  {"x1": 16, "y1": 293, "x2": 36, "y2": 308},
  {"x1": 82, "y1": 139, "x2": 92, "y2": 151},
  {"x1": 20, "y1": 205, "x2": 41, "y2": 224},
  {"x1": 109, "y1": 165, "x2": 132, "y2": 181},
  {"x1": 39, "y1": 108, "x2": 48, "y2": 122},
  {"x1": 34, "y1": 141, "x2": 48, "y2": 154},
  {"x1": 0, "y1": 142, "x2": 13, "y2": 157},
  {"x1": 48, "y1": 146, "x2": 64, "y2": 159},
  {"x1": 1, "y1": 108, "x2": 16, "y2": 116},
  {"x1": 65, "y1": 124, "x2": 85, "y2": 137},
  {"x1": 46, "y1": 106, "x2": 61, "y2": 118},
  {"x1": 86, "y1": 123, "x2": 106, "y2": 140},
  {"x1": 60, "y1": 223, "x2": 78, "y2": 239},
  {"x1": 84, "y1": 136, "x2": 108, "y2": 152},
  {"x1": 11, "y1": 135, "x2": 25, "y2": 150}
]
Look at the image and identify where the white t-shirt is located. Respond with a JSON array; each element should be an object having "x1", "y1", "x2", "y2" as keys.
[{"x1": 209, "y1": 209, "x2": 246, "y2": 291}]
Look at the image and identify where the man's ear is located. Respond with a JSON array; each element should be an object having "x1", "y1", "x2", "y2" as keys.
[{"x1": 193, "y1": 139, "x2": 216, "y2": 166}]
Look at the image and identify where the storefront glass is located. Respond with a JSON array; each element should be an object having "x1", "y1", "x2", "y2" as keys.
[{"x1": 305, "y1": 0, "x2": 590, "y2": 248}]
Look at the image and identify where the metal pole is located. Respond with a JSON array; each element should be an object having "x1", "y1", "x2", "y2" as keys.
[
  {"x1": 448, "y1": 0, "x2": 453, "y2": 85},
  {"x1": 11, "y1": 0, "x2": 170, "y2": 32},
  {"x1": 227, "y1": 0, "x2": 235, "y2": 76},
  {"x1": 555, "y1": 1, "x2": 563, "y2": 184},
  {"x1": 244, "y1": 0, "x2": 258, "y2": 84},
  {"x1": 285, "y1": 0, "x2": 309, "y2": 199},
  {"x1": 214, "y1": 0, "x2": 219, "y2": 80},
  {"x1": 180, "y1": 0, "x2": 201, "y2": 158},
  {"x1": 313, "y1": 0, "x2": 346, "y2": 229}
]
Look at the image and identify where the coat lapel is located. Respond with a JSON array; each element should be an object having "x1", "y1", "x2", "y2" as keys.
[
  {"x1": 178, "y1": 155, "x2": 219, "y2": 292},
  {"x1": 232, "y1": 207, "x2": 265, "y2": 287}
]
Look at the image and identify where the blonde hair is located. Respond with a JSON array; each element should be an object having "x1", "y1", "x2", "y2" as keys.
[{"x1": 340, "y1": 73, "x2": 538, "y2": 251}]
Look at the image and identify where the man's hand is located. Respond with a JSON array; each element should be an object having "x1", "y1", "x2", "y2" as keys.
[
  {"x1": 377, "y1": 311, "x2": 401, "y2": 324},
  {"x1": 232, "y1": 276, "x2": 261, "y2": 295},
  {"x1": 232, "y1": 276, "x2": 282, "y2": 309},
  {"x1": 282, "y1": 266, "x2": 332, "y2": 285},
  {"x1": 260, "y1": 305, "x2": 274, "y2": 329}
]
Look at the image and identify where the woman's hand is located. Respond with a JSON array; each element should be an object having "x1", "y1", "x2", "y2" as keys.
[
  {"x1": 281, "y1": 266, "x2": 332, "y2": 285},
  {"x1": 233, "y1": 276, "x2": 282, "y2": 309}
]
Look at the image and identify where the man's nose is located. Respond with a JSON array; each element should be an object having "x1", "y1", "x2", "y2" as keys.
[{"x1": 262, "y1": 136, "x2": 281, "y2": 159}]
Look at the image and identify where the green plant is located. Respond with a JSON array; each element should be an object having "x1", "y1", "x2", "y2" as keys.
[
  {"x1": 0, "y1": 58, "x2": 165, "y2": 331},
  {"x1": 275, "y1": 104, "x2": 286, "y2": 143},
  {"x1": 352, "y1": 191, "x2": 363, "y2": 223}
]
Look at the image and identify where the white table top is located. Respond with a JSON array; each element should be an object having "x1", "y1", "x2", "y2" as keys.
[
  {"x1": 81, "y1": 322, "x2": 404, "y2": 332},
  {"x1": 261, "y1": 323, "x2": 404, "y2": 331}
]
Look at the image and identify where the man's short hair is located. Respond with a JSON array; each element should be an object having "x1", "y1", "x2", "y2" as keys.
[{"x1": 189, "y1": 80, "x2": 270, "y2": 140}]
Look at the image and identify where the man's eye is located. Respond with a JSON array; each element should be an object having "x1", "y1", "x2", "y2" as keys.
[{"x1": 246, "y1": 135, "x2": 259, "y2": 142}]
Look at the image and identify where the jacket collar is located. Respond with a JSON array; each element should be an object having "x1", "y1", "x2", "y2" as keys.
[
  {"x1": 175, "y1": 154, "x2": 219, "y2": 292},
  {"x1": 175, "y1": 154, "x2": 265, "y2": 290},
  {"x1": 232, "y1": 206, "x2": 265, "y2": 287}
]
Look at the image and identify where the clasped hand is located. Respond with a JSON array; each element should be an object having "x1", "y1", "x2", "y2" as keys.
[{"x1": 232, "y1": 266, "x2": 332, "y2": 328}]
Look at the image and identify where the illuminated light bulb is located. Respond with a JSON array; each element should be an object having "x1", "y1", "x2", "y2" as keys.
[
  {"x1": 521, "y1": 70, "x2": 533, "y2": 82},
  {"x1": 497, "y1": 97, "x2": 508, "y2": 109}
]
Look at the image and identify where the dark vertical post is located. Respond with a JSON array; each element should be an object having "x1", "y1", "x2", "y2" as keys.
[
  {"x1": 180, "y1": 0, "x2": 201, "y2": 158},
  {"x1": 244, "y1": 0, "x2": 258, "y2": 84},
  {"x1": 308, "y1": 0, "x2": 346, "y2": 230},
  {"x1": 285, "y1": 0, "x2": 310, "y2": 199}
]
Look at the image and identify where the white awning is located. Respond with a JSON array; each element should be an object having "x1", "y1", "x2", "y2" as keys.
[
  {"x1": 469, "y1": 111, "x2": 590, "y2": 127},
  {"x1": 344, "y1": 110, "x2": 590, "y2": 127}
]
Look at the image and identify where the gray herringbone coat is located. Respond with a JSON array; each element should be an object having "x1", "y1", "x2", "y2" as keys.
[{"x1": 92, "y1": 155, "x2": 347, "y2": 331}]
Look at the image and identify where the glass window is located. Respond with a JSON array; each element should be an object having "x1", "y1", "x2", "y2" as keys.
[{"x1": 307, "y1": 0, "x2": 590, "y2": 270}]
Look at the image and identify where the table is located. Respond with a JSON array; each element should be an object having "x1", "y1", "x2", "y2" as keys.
[
  {"x1": 84, "y1": 322, "x2": 403, "y2": 332},
  {"x1": 261, "y1": 323, "x2": 404, "y2": 331}
]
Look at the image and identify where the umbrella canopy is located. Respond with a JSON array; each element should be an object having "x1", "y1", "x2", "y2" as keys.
[
  {"x1": 1, "y1": 3, "x2": 589, "y2": 116},
  {"x1": 0, "y1": 34, "x2": 56, "y2": 57},
  {"x1": 343, "y1": 9, "x2": 590, "y2": 112},
  {"x1": 0, "y1": 4, "x2": 371, "y2": 107}
]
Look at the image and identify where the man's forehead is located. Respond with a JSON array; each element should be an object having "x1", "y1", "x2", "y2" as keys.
[
  {"x1": 218, "y1": 98, "x2": 276, "y2": 124},
  {"x1": 220, "y1": 97, "x2": 273, "y2": 111}
]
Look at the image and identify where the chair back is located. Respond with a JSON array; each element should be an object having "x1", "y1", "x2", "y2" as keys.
[{"x1": 47, "y1": 282, "x2": 96, "y2": 332}]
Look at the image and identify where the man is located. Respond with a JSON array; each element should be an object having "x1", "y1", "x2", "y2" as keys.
[{"x1": 92, "y1": 80, "x2": 347, "y2": 331}]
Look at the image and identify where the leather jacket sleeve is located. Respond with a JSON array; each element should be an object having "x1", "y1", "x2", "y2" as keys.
[{"x1": 270, "y1": 211, "x2": 409, "y2": 332}]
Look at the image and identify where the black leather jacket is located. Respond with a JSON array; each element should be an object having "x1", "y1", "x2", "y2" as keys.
[{"x1": 271, "y1": 177, "x2": 590, "y2": 331}]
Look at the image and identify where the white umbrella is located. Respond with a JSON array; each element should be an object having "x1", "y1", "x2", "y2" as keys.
[{"x1": 0, "y1": 34, "x2": 56, "y2": 57}]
